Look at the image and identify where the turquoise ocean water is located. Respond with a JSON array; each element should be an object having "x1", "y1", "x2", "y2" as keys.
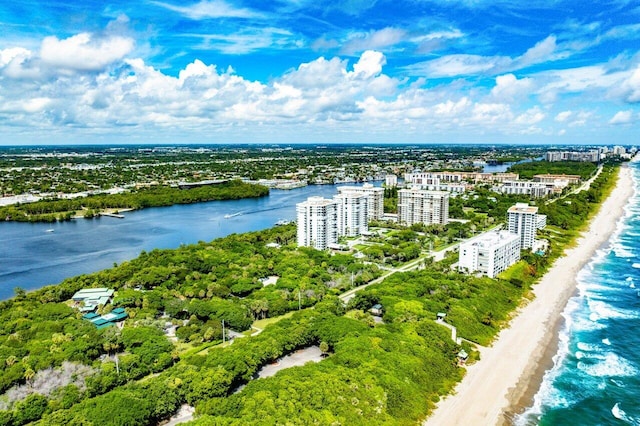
[{"x1": 516, "y1": 161, "x2": 640, "y2": 425}]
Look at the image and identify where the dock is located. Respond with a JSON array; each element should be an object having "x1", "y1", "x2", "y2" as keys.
[{"x1": 100, "y1": 212, "x2": 125, "y2": 219}]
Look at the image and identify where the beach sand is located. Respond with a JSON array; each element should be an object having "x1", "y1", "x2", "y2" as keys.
[{"x1": 423, "y1": 164, "x2": 635, "y2": 426}]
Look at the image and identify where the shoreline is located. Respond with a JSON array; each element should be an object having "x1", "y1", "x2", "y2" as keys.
[{"x1": 423, "y1": 163, "x2": 636, "y2": 426}]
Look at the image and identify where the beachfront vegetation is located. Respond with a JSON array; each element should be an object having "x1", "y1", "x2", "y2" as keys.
[
  {"x1": 0, "y1": 180, "x2": 268, "y2": 223},
  {"x1": 0, "y1": 159, "x2": 624, "y2": 425}
]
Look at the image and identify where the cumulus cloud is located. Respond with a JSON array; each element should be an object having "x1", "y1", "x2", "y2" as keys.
[
  {"x1": 609, "y1": 110, "x2": 634, "y2": 125},
  {"x1": 40, "y1": 33, "x2": 134, "y2": 71},
  {"x1": 5, "y1": 25, "x2": 637, "y2": 144},
  {"x1": 352, "y1": 50, "x2": 386, "y2": 79},
  {"x1": 491, "y1": 74, "x2": 533, "y2": 101},
  {"x1": 515, "y1": 107, "x2": 545, "y2": 125}
]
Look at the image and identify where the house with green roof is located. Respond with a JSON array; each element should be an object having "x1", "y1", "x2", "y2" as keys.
[{"x1": 82, "y1": 307, "x2": 128, "y2": 329}]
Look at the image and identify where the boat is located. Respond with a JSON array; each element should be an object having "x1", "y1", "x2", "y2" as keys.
[
  {"x1": 224, "y1": 212, "x2": 242, "y2": 219},
  {"x1": 45, "y1": 229, "x2": 55, "y2": 233},
  {"x1": 275, "y1": 220, "x2": 290, "y2": 226}
]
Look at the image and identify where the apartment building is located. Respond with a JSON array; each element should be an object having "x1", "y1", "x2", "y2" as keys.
[
  {"x1": 337, "y1": 183, "x2": 384, "y2": 220},
  {"x1": 405, "y1": 171, "x2": 518, "y2": 185},
  {"x1": 334, "y1": 191, "x2": 368, "y2": 237},
  {"x1": 493, "y1": 180, "x2": 556, "y2": 198},
  {"x1": 544, "y1": 150, "x2": 601, "y2": 162},
  {"x1": 507, "y1": 203, "x2": 546, "y2": 250},
  {"x1": 397, "y1": 189, "x2": 449, "y2": 226},
  {"x1": 458, "y1": 230, "x2": 521, "y2": 278},
  {"x1": 296, "y1": 197, "x2": 338, "y2": 250}
]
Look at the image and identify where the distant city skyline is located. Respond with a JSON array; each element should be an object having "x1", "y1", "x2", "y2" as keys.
[{"x1": 0, "y1": 0, "x2": 639, "y2": 145}]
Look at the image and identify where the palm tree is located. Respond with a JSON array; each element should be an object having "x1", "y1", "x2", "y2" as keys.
[
  {"x1": 5, "y1": 355, "x2": 17, "y2": 367},
  {"x1": 24, "y1": 368, "x2": 35, "y2": 388},
  {"x1": 258, "y1": 299, "x2": 269, "y2": 319}
]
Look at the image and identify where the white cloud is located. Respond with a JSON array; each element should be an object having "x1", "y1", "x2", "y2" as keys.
[
  {"x1": 187, "y1": 27, "x2": 299, "y2": 55},
  {"x1": 151, "y1": 0, "x2": 262, "y2": 19},
  {"x1": 491, "y1": 74, "x2": 533, "y2": 101},
  {"x1": 4, "y1": 26, "x2": 638, "y2": 144},
  {"x1": 609, "y1": 110, "x2": 634, "y2": 125},
  {"x1": 406, "y1": 35, "x2": 568, "y2": 78},
  {"x1": 341, "y1": 28, "x2": 406, "y2": 54},
  {"x1": 411, "y1": 29, "x2": 464, "y2": 44},
  {"x1": 567, "y1": 111, "x2": 591, "y2": 127},
  {"x1": 0, "y1": 47, "x2": 31, "y2": 67},
  {"x1": 40, "y1": 33, "x2": 134, "y2": 71},
  {"x1": 621, "y1": 65, "x2": 640, "y2": 103},
  {"x1": 352, "y1": 50, "x2": 386, "y2": 79},
  {"x1": 408, "y1": 54, "x2": 509, "y2": 77},
  {"x1": 516, "y1": 35, "x2": 558, "y2": 68},
  {"x1": 515, "y1": 107, "x2": 545, "y2": 125},
  {"x1": 555, "y1": 110, "x2": 572, "y2": 122}
]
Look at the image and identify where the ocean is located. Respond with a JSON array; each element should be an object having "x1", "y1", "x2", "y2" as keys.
[{"x1": 517, "y1": 160, "x2": 640, "y2": 425}]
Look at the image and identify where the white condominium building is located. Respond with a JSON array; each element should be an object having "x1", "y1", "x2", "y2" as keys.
[
  {"x1": 296, "y1": 197, "x2": 338, "y2": 250},
  {"x1": 458, "y1": 230, "x2": 521, "y2": 278},
  {"x1": 334, "y1": 191, "x2": 368, "y2": 237},
  {"x1": 507, "y1": 203, "x2": 545, "y2": 250},
  {"x1": 493, "y1": 180, "x2": 556, "y2": 198},
  {"x1": 397, "y1": 189, "x2": 449, "y2": 226},
  {"x1": 385, "y1": 174, "x2": 398, "y2": 188},
  {"x1": 337, "y1": 183, "x2": 384, "y2": 220}
]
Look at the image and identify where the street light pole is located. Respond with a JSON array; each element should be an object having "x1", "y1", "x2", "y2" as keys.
[{"x1": 222, "y1": 319, "x2": 225, "y2": 344}]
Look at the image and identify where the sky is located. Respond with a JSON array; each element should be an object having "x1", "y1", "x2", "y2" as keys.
[{"x1": 0, "y1": 0, "x2": 639, "y2": 145}]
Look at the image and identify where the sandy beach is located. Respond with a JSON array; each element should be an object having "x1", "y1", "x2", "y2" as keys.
[{"x1": 424, "y1": 164, "x2": 636, "y2": 426}]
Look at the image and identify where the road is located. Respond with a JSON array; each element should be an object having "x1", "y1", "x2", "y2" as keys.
[
  {"x1": 546, "y1": 164, "x2": 603, "y2": 205},
  {"x1": 339, "y1": 243, "x2": 460, "y2": 303}
]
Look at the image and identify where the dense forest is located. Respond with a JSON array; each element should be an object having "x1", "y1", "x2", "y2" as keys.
[
  {"x1": 0, "y1": 180, "x2": 268, "y2": 223},
  {"x1": 0, "y1": 161, "x2": 622, "y2": 425},
  {"x1": 508, "y1": 160, "x2": 597, "y2": 179}
]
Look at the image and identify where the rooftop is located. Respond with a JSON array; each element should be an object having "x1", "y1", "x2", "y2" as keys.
[
  {"x1": 508, "y1": 203, "x2": 539, "y2": 214},
  {"x1": 464, "y1": 230, "x2": 520, "y2": 249}
]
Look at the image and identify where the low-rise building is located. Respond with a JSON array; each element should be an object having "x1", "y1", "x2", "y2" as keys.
[
  {"x1": 458, "y1": 230, "x2": 521, "y2": 278},
  {"x1": 82, "y1": 307, "x2": 128, "y2": 329},
  {"x1": 533, "y1": 174, "x2": 581, "y2": 185},
  {"x1": 72, "y1": 288, "x2": 115, "y2": 312},
  {"x1": 493, "y1": 180, "x2": 556, "y2": 198}
]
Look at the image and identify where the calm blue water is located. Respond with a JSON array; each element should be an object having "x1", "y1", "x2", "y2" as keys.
[
  {"x1": 517, "y1": 161, "x2": 640, "y2": 425},
  {"x1": 0, "y1": 183, "x2": 365, "y2": 300}
]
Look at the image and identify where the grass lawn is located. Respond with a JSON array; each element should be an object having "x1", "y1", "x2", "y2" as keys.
[{"x1": 252, "y1": 311, "x2": 297, "y2": 332}]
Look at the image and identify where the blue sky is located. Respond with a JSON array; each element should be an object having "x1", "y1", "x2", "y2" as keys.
[{"x1": 0, "y1": 0, "x2": 639, "y2": 145}]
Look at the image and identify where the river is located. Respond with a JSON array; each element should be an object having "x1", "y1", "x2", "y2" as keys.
[{"x1": 0, "y1": 183, "x2": 373, "y2": 300}]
